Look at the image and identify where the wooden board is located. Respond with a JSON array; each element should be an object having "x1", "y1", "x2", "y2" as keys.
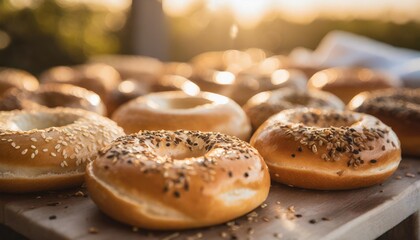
[{"x1": 1, "y1": 158, "x2": 419, "y2": 240}]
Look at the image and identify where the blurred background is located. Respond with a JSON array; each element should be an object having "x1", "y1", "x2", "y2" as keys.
[{"x1": 1, "y1": 0, "x2": 420, "y2": 74}]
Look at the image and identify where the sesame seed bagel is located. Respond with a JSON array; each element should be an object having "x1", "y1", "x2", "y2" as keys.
[
  {"x1": 86, "y1": 130, "x2": 270, "y2": 230},
  {"x1": 307, "y1": 67, "x2": 401, "y2": 103},
  {"x1": 0, "y1": 108, "x2": 124, "y2": 192},
  {"x1": 244, "y1": 88, "x2": 345, "y2": 130},
  {"x1": 250, "y1": 108, "x2": 401, "y2": 190},
  {"x1": 0, "y1": 83, "x2": 106, "y2": 115},
  {"x1": 0, "y1": 67, "x2": 39, "y2": 96},
  {"x1": 349, "y1": 88, "x2": 420, "y2": 156},
  {"x1": 112, "y1": 91, "x2": 251, "y2": 141}
]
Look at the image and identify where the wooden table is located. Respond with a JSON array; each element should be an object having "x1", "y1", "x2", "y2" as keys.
[{"x1": 1, "y1": 158, "x2": 419, "y2": 240}]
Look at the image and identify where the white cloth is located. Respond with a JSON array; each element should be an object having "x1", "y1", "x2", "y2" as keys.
[{"x1": 288, "y1": 31, "x2": 420, "y2": 87}]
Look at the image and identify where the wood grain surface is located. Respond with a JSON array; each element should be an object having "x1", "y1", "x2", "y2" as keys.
[{"x1": 1, "y1": 158, "x2": 419, "y2": 240}]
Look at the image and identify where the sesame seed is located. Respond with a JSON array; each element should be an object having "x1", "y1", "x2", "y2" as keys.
[
  {"x1": 405, "y1": 173, "x2": 416, "y2": 178},
  {"x1": 30, "y1": 138, "x2": 37, "y2": 142},
  {"x1": 21, "y1": 149, "x2": 28, "y2": 155},
  {"x1": 311, "y1": 145, "x2": 317, "y2": 153}
]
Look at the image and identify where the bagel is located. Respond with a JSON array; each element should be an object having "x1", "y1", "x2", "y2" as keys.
[
  {"x1": 228, "y1": 69, "x2": 308, "y2": 106},
  {"x1": 307, "y1": 67, "x2": 401, "y2": 103},
  {"x1": 0, "y1": 108, "x2": 124, "y2": 192},
  {"x1": 0, "y1": 83, "x2": 106, "y2": 115},
  {"x1": 348, "y1": 88, "x2": 420, "y2": 156},
  {"x1": 251, "y1": 108, "x2": 401, "y2": 190},
  {"x1": 86, "y1": 130, "x2": 270, "y2": 229},
  {"x1": 190, "y1": 49, "x2": 265, "y2": 96},
  {"x1": 112, "y1": 91, "x2": 251, "y2": 140},
  {"x1": 0, "y1": 67, "x2": 39, "y2": 96},
  {"x1": 39, "y1": 63, "x2": 120, "y2": 111},
  {"x1": 244, "y1": 88, "x2": 345, "y2": 130}
]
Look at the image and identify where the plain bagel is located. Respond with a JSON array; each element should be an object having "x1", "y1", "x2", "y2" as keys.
[
  {"x1": 112, "y1": 91, "x2": 252, "y2": 140},
  {"x1": 307, "y1": 67, "x2": 401, "y2": 103},
  {"x1": 0, "y1": 83, "x2": 106, "y2": 115},
  {"x1": 244, "y1": 88, "x2": 345, "y2": 130}
]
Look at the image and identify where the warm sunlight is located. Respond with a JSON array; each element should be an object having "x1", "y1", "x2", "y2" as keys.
[{"x1": 162, "y1": 0, "x2": 420, "y2": 27}]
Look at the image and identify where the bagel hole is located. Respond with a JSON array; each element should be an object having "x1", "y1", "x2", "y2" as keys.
[
  {"x1": 32, "y1": 92, "x2": 83, "y2": 108},
  {"x1": 8, "y1": 112, "x2": 79, "y2": 131},
  {"x1": 148, "y1": 96, "x2": 212, "y2": 110},
  {"x1": 158, "y1": 147, "x2": 206, "y2": 160}
]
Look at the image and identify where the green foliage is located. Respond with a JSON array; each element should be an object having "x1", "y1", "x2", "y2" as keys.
[{"x1": 0, "y1": 0, "x2": 128, "y2": 74}]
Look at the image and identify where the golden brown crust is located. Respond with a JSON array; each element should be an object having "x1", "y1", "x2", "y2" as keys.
[
  {"x1": 250, "y1": 108, "x2": 401, "y2": 190},
  {"x1": 244, "y1": 88, "x2": 345, "y2": 130},
  {"x1": 0, "y1": 108, "x2": 124, "y2": 192},
  {"x1": 0, "y1": 83, "x2": 106, "y2": 115},
  {"x1": 112, "y1": 91, "x2": 251, "y2": 141},
  {"x1": 0, "y1": 67, "x2": 39, "y2": 96},
  {"x1": 307, "y1": 67, "x2": 401, "y2": 103},
  {"x1": 348, "y1": 88, "x2": 420, "y2": 156},
  {"x1": 86, "y1": 130, "x2": 270, "y2": 230}
]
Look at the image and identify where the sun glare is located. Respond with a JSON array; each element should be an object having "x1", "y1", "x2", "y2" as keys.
[
  {"x1": 162, "y1": 0, "x2": 420, "y2": 26},
  {"x1": 213, "y1": 71, "x2": 235, "y2": 85}
]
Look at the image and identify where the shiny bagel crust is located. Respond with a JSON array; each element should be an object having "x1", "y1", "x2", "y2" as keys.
[
  {"x1": 86, "y1": 130, "x2": 270, "y2": 230},
  {"x1": 307, "y1": 67, "x2": 401, "y2": 103},
  {"x1": 0, "y1": 83, "x2": 106, "y2": 115},
  {"x1": 243, "y1": 88, "x2": 345, "y2": 130},
  {"x1": 348, "y1": 88, "x2": 420, "y2": 156},
  {"x1": 251, "y1": 108, "x2": 401, "y2": 190},
  {"x1": 0, "y1": 108, "x2": 124, "y2": 192},
  {"x1": 112, "y1": 91, "x2": 251, "y2": 141}
]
